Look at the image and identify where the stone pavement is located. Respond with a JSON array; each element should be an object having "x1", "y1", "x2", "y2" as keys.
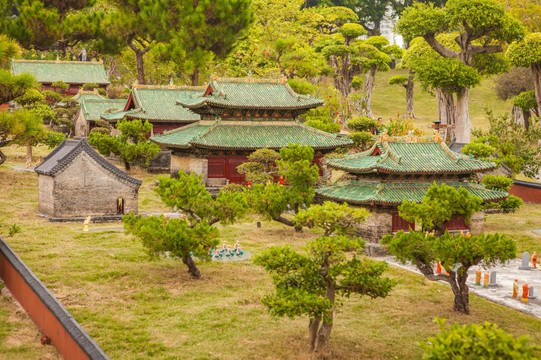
[{"x1": 379, "y1": 256, "x2": 541, "y2": 319}]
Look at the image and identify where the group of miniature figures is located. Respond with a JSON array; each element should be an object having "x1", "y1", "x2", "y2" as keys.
[{"x1": 210, "y1": 241, "x2": 244, "y2": 259}]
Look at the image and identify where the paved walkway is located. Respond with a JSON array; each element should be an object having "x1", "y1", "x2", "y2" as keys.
[{"x1": 380, "y1": 256, "x2": 541, "y2": 319}]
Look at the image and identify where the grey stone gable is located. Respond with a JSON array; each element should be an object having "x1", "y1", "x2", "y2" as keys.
[{"x1": 35, "y1": 138, "x2": 142, "y2": 187}]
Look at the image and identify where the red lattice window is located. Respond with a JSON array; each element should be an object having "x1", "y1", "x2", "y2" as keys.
[
  {"x1": 392, "y1": 212, "x2": 415, "y2": 232},
  {"x1": 208, "y1": 156, "x2": 226, "y2": 178},
  {"x1": 445, "y1": 216, "x2": 469, "y2": 231}
]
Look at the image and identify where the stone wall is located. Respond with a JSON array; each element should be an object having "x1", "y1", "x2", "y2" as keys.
[
  {"x1": 170, "y1": 154, "x2": 208, "y2": 180},
  {"x1": 148, "y1": 150, "x2": 171, "y2": 173},
  {"x1": 355, "y1": 207, "x2": 393, "y2": 243},
  {"x1": 47, "y1": 152, "x2": 139, "y2": 218},
  {"x1": 469, "y1": 211, "x2": 484, "y2": 235},
  {"x1": 37, "y1": 175, "x2": 55, "y2": 217},
  {"x1": 74, "y1": 109, "x2": 88, "y2": 138}
]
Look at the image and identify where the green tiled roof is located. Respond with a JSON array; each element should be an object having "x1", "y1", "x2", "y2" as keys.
[
  {"x1": 11, "y1": 60, "x2": 110, "y2": 85},
  {"x1": 316, "y1": 180, "x2": 508, "y2": 205},
  {"x1": 81, "y1": 99, "x2": 127, "y2": 121},
  {"x1": 151, "y1": 120, "x2": 352, "y2": 150},
  {"x1": 327, "y1": 133, "x2": 496, "y2": 175},
  {"x1": 151, "y1": 123, "x2": 214, "y2": 148},
  {"x1": 126, "y1": 86, "x2": 204, "y2": 122},
  {"x1": 178, "y1": 76, "x2": 323, "y2": 111},
  {"x1": 101, "y1": 110, "x2": 127, "y2": 121}
]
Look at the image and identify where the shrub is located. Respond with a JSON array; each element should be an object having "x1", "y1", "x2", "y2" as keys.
[
  {"x1": 51, "y1": 80, "x2": 69, "y2": 93},
  {"x1": 97, "y1": 88, "x2": 106, "y2": 96},
  {"x1": 462, "y1": 142, "x2": 497, "y2": 159},
  {"x1": 512, "y1": 90, "x2": 537, "y2": 111},
  {"x1": 482, "y1": 175, "x2": 513, "y2": 192},
  {"x1": 421, "y1": 318, "x2": 540, "y2": 359},
  {"x1": 90, "y1": 127, "x2": 110, "y2": 135},
  {"x1": 348, "y1": 131, "x2": 374, "y2": 150},
  {"x1": 43, "y1": 131, "x2": 65, "y2": 149},
  {"x1": 82, "y1": 82, "x2": 99, "y2": 90},
  {"x1": 95, "y1": 119, "x2": 113, "y2": 130},
  {"x1": 305, "y1": 119, "x2": 341, "y2": 133},
  {"x1": 500, "y1": 194, "x2": 523, "y2": 213},
  {"x1": 287, "y1": 78, "x2": 317, "y2": 95},
  {"x1": 347, "y1": 116, "x2": 377, "y2": 132},
  {"x1": 8, "y1": 223, "x2": 21, "y2": 237}
]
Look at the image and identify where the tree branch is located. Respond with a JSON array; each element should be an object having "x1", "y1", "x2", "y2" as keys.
[
  {"x1": 423, "y1": 34, "x2": 459, "y2": 59},
  {"x1": 471, "y1": 45, "x2": 503, "y2": 55}
]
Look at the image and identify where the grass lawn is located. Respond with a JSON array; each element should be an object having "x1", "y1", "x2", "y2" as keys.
[
  {"x1": 0, "y1": 145, "x2": 540, "y2": 359},
  {"x1": 371, "y1": 69, "x2": 511, "y2": 134}
]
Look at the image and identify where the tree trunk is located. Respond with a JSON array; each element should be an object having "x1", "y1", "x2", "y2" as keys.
[
  {"x1": 405, "y1": 75, "x2": 416, "y2": 119},
  {"x1": 135, "y1": 51, "x2": 146, "y2": 85},
  {"x1": 191, "y1": 68, "x2": 200, "y2": 86},
  {"x1": 364, "y1": 65, "x2": 377, "y2": 118},
  {"x1": 26, "y1": 143, "x2": 32, "y2": 167},
  {"x1": 182, "y1": 254, "x2": 201, "y2": 279},
  {"x1": 455, "y1": 87, "x2": 471, "y2": 143},
  {"x1": 308, "y1": 317, "x2": 321, "y2": 352},
  {"x1": 314, "y1": 276, "x2": 335, "y2": 353},
  {"x1": 453, "y1": 270, "x2": 470, "y2": 314},
  {"x1": 0, "y1": 149, "x2": 6, "y2": 166},
  {"x1": 124, "y1": 160, "x2": 131, "y2": 171},
  {"x1": 273, "y1": 216, "x2": 301, "y2": 232},
  {"x1": 436, "y1": 89, "x2": 456, "y2": 142},
  {"x1": 511, "y1": 105, "x2": 525, "y2": 127},
  {"x1": 531, "y1": 63, "x2": 541, "y2": 119}
]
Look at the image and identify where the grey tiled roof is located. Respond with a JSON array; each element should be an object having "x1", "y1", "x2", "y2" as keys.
[{"x1": 35, "y1": 138, "x2": 142, "y2": 186}]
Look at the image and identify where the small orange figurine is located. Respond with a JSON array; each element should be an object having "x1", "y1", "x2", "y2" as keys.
[
  {"x1": 436, "y1": 261, "x2": 442, "y2": 274},
  {"x1": 512, "y1": 279, "x2": 519, "y2": 298},
  {"x1": 483, "y1": 272, "x2": 489, "y2": 288},
  {"x1": 532, "y1": 251, "x2": 537, "y2": 269},
  {"x1": 522, "y1": 283, "x2": 529, "y2": 303},
  {"x1": 475, "y1": 269, "x2": 481, "y2": 286},
  {"x1": 247, "y1": 180, "x2": 251, "y2": 187},
  {"x1": 279, "y1": 176, "x2": 284, "y2": 186}
]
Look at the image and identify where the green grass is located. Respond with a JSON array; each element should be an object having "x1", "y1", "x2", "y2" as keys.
[
  {"x1": 0, "y1": 146, "x2": 540, "y2": 359},
  {"x1": 371, "y1": 69, "x2": 512, "y2": 134}
]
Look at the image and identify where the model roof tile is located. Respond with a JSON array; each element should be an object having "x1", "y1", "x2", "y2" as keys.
[
  {"x1": 125, "y1": 85, "x2": 204, "y2": 122},
  {"x1": 35, "y1": 138, "x2": 141, "y2": 186},
  {"x1": 11, "y1": 60, "x2": 110, "y2": 85},
  {"x1": 177, "y1": 76, "x2": 323, "y2": 112},
  {"x1": 327, "y1": 131, "x2": 496, "y2": 175},
  {"x1": 316, "y1": 180, "x2": 508, "y2": 205},
  {"x1": 81, "y1": 99, "x2": 127, "y2": 121},
  {"x1": 72, "y1": 90, "x2": 105, "y2": 102},
  {"x1": 151, "y1": 120, "x2": 352, "y2": 150}
]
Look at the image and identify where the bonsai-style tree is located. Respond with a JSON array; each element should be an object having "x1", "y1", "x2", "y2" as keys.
[
  {"x1": 249, "y1": 144, "x2": 320, "y2": 231},
  {"x1": 124, "y1": 171, "x2": 248, "y2": 278},
  {"x1": 396, "y1": 0, "x2": 525, "y2": 142},
  {"x1": 507, "y1": 33, "x2": 541, "y2": 117},
  {"x1": 88, "y1": 119, "x2": 160, "y2": 171},
  {"x1": 421, "y1": 318, "x2": 540, "y2": 358},
  {"x1": 236, "y1": 148, "x2": 281, "y2": 184},
  {"x1": 255, "y1": 202, "x2": 395, "y2": 353},
  {"x1": 481, "y1": 175, "x2": 523, "y2": 213},
  {"x1": 382, "y1": 230, "x2": 515, "y2": 314},
  {"x1": 398, "y1": 182, "x2": 483, "y2": 236}
]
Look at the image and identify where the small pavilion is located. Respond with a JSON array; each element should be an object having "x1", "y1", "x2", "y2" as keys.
[
  {"x1": 101, "y1": 83, "x2": 206, "y2": 135},
  {"x1": 151, "y1": 75, "x2": 351, "y2": 185},
  {"x1": 316, "y1": 130, "x2": 508, "y2": 242}
]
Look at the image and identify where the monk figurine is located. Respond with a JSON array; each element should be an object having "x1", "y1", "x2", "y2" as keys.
[
  {"x1": 82, "y1": 216, "x2": 91, "y2": 232},
  {"x1": 436, "y1": 261, "x2": 442, "y2": 274},
  {"x1": 279, "y1": 176, "x2": 284, "y2": 186},
  {"x1": 483, "y1": 272, "x2": 489, "y2": 288},
  {"x1": 522, "y1": 283, "x2": 529, "y2": 303},
  {"x1": 513, "y1": 279, "x2": 519, "y2": 299},
  {"x1": 531, "y1": 251, "x2": 537, "y2": 269},
  {"x1": 475, "y1": 269, "x2": 481, "y2": 286}
]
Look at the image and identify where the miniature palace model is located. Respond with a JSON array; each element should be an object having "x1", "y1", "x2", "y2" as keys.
[
  {"x1": 151, "y1": 75, "x2": 352, "y2": 185},
  {"x1": 316, "y1": 130, "x2": 508, "y2": 242}
]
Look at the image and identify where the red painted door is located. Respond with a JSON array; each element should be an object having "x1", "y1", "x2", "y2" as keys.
[
  {"x1": 392, "y1": 212, "x2": 415, "y2": 232},
  {"x1": 208, "y1": 156, "x2": 226, "y2": 178},
  {"x1": 226, "y1": 156, "x2": 248, "y2": 184}
]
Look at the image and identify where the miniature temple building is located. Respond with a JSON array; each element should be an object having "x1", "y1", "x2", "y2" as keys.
[
  {"x1": 74, "y1": 98, "x2": 127, "y2": 137},
  {"x1": 72, "y1": 88, "x2": 106, "y2": 103},
  {"x1": 35, "y1": 138, "x2": 141, "y2": 221},
  {"x1": 101, "y1": 83, "x2": 206, "y2": 135},
  {"x1": 316, "y1": 130, "x2": 508, "y2": 242},
  {"x1": 11, "y1": 60, "x2": 110, "y2": 95},
  {"x1": 151, "y1": 75, "x2": 351, "y2": 185}
]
